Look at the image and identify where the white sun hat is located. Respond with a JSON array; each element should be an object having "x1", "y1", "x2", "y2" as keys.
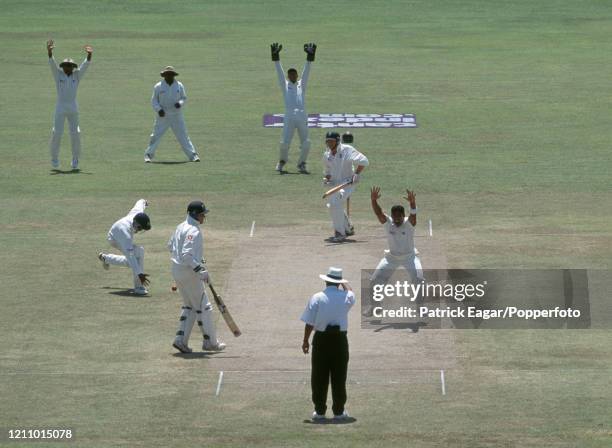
[{"x1": 319, "y1": 267, "x2": 348, "y2": 284}]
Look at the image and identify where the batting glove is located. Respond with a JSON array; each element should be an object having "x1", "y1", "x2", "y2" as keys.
[
  {"x1": 199, "y1": 270, "x2": 210, "y2": 284},
  {"x1": 304, "y1": 43, "x2": 317, "y2": 61},
  {"x1": 271, "y1": 42, "x2": 282, "y2": 61}
]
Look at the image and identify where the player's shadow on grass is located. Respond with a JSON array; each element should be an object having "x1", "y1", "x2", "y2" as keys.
[
  {"x1": 171, "y1": 352, "x2": 242, "y2": 359},
  {"x1": 149, "y1": 161, "x2": 190, "y2": 165},
  {"x1": 303, "y1": 417, "x2": 357, "y2": 425},
  {"x1": 365, "y1": 320, "x2": 428, "y2": 333},
  {"x1": 101, "y1": 287, "x2": 147, "y2": 298},
  {"x1": 324, "y1": 238, "x2": 365, "y2": 247},
  {"x1": 50, "y1": 169, "x2": 93, "y2": 175},
  {"x1": 172, "y1": 352, "x2": 211, "y2": 359}
]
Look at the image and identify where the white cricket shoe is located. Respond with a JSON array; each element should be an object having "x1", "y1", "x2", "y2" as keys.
[
  {"x1": 133, "y1": 286, "x2": 149, "y2": 296},
  {"x1": 191, "y1": 154, "x2": 200, "y2": 162},
  {"x1": 333, "y1": 411, "x2": 350, "y2": 421},
  {"x1": 144, "y1": 153, "x2": 152, "y2": 163},
  {"x1": 51, "y1": 159, "x2": 60, "y2": 169},
  {"x1": 98, "y1": 252, "x2": 109, "y2": 270},
  {"x1": 71, "y1": 158, "x2": 79, "y2": 170},
  {"x1": 275, "y1": 160, "x2": 286, "y2": 172},
  {"x1": 172, "y1": 340, "x2": 192, "y2": 354},
  {"x1": 312, "y1": 411, "x2": 326, "y2": 422},
  {"x1": 202, "y1": 340, "x2": 226, "y2": 352}
]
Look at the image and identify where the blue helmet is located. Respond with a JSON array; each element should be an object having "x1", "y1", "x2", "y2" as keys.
[
  {"x1": 325, "y1": 131, "x2": 340, "y2": 143},
  {"x1": 187, "y1": 200, "x2": 209, "y2": 219},
  {"x1": 133, "y1": 212, "x2": 151, "y2": 231},
  {"x1": 342, "y1": 132, "x2": 353, "y2": 144}
]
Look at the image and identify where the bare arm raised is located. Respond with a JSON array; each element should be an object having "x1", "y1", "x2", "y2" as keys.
[{"x1": 371, "y1": 186, "x2": 387, "y2": 225}]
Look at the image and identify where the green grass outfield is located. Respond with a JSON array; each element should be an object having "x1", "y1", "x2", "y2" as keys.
[{"x1": 1, "y1": 0, "x2": 611, "y2": 447}]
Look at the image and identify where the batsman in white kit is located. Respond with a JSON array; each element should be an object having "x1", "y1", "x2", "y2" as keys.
[
  {"x1": 323, "y1": 132, "x2": 369, "y2": 242},
  {"x1": 46, "y1": 39, "x2": 92, "y2": 170},
  {"x1": 168, "y1": 201, "x2": 225, "y2": 353},
  {"x1": 365, "y1": 186, "x2": 423, "y2": 315},
  {"x1": 271, "y1": 42, "x2": 317, "y2": 174},
  {"x1": 98, "y1": 199, "x2": 152, "y2": 295},
  {"x1": 144, "y1": 66, "x2": 200, "y2": 163}
]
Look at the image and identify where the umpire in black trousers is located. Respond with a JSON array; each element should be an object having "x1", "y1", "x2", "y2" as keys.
[{"x1": 301, "y1": 267, "x2": 355, "y2": 421}]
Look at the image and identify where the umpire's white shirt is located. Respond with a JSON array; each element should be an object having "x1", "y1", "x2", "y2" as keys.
[
  {"x1": 151, "y1": 80, "x2": 187, "y2": 116},
  {"x1": 384, "y1": 215, "x2": 415, "y2": 257},
  {"x1": 301, "y1": 286, "x2": 355, "y2": 332},
  {"x1": 107, "y1": 199, "x2": 147, "y2": 273},
  {"x1": 167, "y1": 215, "x2": 203, "y2": 270},
  {"x1": 49, "y1": 57, "x2": 90, "y2": 106},
  {"x1": 324, "y1": 144, "x2": 369, "y2": 185}
]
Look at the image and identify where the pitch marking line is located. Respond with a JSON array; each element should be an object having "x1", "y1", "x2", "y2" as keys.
[
  {"x1": 215, "y1": 371, "x2": 224, "y2": 397},
  {"x1": 249, "y1": 221, "x2": 256, "y2": 237},
  {"x1": 440, "y1": 369, "x2": 446, "y2": 395}
]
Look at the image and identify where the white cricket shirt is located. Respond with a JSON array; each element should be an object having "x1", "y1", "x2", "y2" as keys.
[
  {"x1": 167, "y1": 215, "x2": 204, "y2": 270},
  {"x1": 323, "y1": 144, "x2": 369, "y2": 184},
  {"x1": 384, "y1": 215, "x2": 415, "y2": 257},
  {"x1": 49, "y1": 57, "x2": 90, "y2": 105},
  {"x1": 275, "y1": 61, "x2": 310, "y2": 113},
  {"x1": 151, "y1": 80, "x2": 187, "y2": 115}
]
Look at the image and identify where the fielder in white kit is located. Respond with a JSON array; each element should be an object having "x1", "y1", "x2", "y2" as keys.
[
  {"x1": 323, "y1": 132, "x2": 369, "y2": 242},
  {"x1": 47, "y1": 39, "x2": 92, "y2": 170},
  {"x1": 168, "y1": 201, "x2": 225, "y2": 354},
  {"x1": 144, "y1": 66, "x2": 200, "y2": 163},
  {"x1": 98, "y1": 199, "x2": 151, "y2": 296},
  {"x1": 271, "y1": 42, "x2": 317, "y2": 174},
  {"x1": 365, "y1": 186, "x2": 424, "y2": 315}
]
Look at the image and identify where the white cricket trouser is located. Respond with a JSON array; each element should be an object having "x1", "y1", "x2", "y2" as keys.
[
  {"x1": 50, "y1": 103, "x2": 81, "y2": 162},
  {"x1": 104, "y1": 240, "x2": 145, "y2": 289},
  {"x1": 145, "y1": 113, "x2": 197, "y2": 159},
  {"x1": 171, "y1": 264, "x2": 218, "y2": 347},
  {"x1": 370, "y1": 251, "x2": 423, "y2": 285},
  {"x1": 279, "y1": 112, "x2": 310, "y2": 164},
  {"x1": 326, "y1": 185, "x2": 354, "y2": 235}
]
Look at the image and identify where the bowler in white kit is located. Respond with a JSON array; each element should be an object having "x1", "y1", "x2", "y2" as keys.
[
  {"x1": 270, "y1": 42, "x2": 317, "y2": 174},
  {"x1": 365, "y1": 186, "x2": 423, "y2": 315},
  {"x1": 46, "y1": 39, "x2": 92, "y2": 170},
  {"x1": 144, "y1": 66, "x2": 200, "y2": 163},
  {"x1": 98, "y1": 199, "x2": 151, "y2": 295}
]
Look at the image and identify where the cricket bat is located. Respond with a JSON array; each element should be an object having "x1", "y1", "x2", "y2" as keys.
[
  {"x1": 208, "y1": 283, "x2": 242, "y2": 337},
  {"x1": 322, "y1": 180, "x2": 353, "y2": 199}
]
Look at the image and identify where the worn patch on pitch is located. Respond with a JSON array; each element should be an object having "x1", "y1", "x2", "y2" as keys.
[{"x1": 263, "y1": 113, "x2": 417, "y2": 128}]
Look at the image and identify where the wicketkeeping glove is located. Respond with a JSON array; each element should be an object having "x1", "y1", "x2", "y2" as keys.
[
  {"x1": 270, "y1": 42, "x2": 282, "y2": 61},
  {"x1": 304, "y1": 43, "x2": 317, "y2": 61}
]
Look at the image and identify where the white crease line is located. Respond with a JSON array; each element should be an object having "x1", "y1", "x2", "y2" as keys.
[
  {"x1": 428, "y1": 219, "x2": 433, "y2": 237},
  {"x1": 440, "y1": 369, "x2": 446, "y2": 395},
  {"x1": 249, "y1": 221, "x2": 256, "y2": 237},
  {"x1": 215, "y1": 371, "x2": 224, "y2": 397}
]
